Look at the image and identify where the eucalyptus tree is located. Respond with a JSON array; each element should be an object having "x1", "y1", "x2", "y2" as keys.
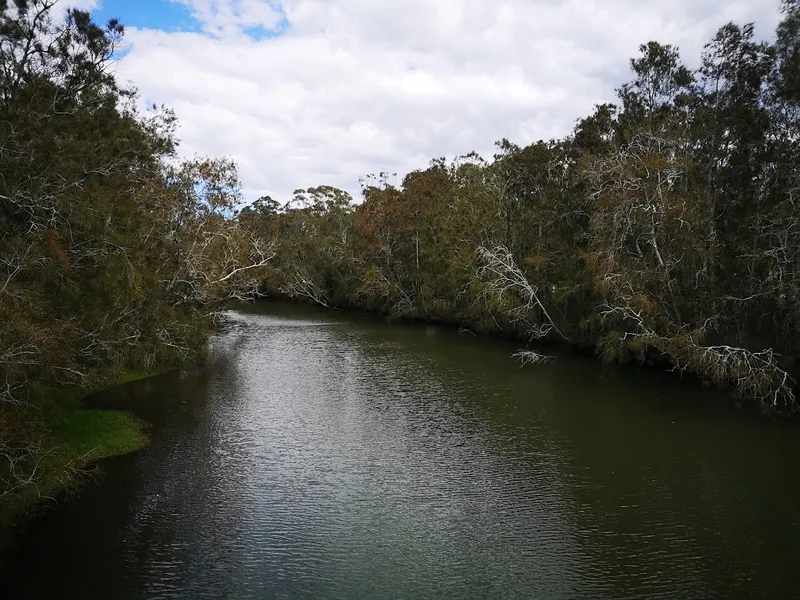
[
  {"x1": 236, "y1": 1, "x2": 798, "y2": 411},
  {"x1": 0, "y1": 1, "x2": 274, "y2": 502}
]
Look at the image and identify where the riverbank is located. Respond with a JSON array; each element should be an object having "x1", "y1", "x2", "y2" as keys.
[
  {"x1": 252, "y1": 295, "x2": 745, "y2": 392},
  {"x1": 0, "y1": 373, "x2": 156, "y2": 548},
  {"x1": 5, "y1": 303, "x2": 798, "y2": 599}
]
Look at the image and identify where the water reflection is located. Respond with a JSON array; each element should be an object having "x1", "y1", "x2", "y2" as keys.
[{"x1": 3, "y1": 303, "x2": 800, "y2": 599}]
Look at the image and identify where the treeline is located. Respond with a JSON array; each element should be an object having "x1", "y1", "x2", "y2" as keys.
[
  {"x1": 0, "y1": 1, "x2": 267, "y2": 506},
  {"x1": 1, "y1": 0, "x2": 798, "y2": 520},
  {"x1": 244, "y1": 1, "x2": 800, "y2": 414}
]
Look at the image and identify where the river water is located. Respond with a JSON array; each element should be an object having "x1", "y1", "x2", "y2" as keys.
[{"x1": 3, "y1": 303, "x2": 800, "y2": 599}]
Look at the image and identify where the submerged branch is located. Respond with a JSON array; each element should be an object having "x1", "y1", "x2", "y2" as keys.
[{"x1": 512, "y1": 350, "x2": 555, "y2": 366}]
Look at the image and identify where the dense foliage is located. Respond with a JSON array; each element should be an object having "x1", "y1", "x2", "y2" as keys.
[
  {"x1": 246, "y1": 1, "x2": 800, "y2": 414},
  {"x1": 1, "y1": 0, "x2": 798, "y2": 528},
  {"x1": 0, "y1": 1, "x2": 267, "y2": 511}
]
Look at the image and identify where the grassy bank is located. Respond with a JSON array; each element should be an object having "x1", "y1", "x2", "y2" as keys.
[{"x1": 0, "y1": 375, "x2": 154, "y2": 547}]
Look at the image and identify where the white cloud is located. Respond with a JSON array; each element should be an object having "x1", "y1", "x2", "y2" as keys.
[
  {"x1": 114, "y1": 0, "x2": 782, "y2": 202},
  {"x1": 68, "y1": 0, "x2": 101, "y2": 11},
  {"x1": 172, "y1": 0, "x2": 285, "y2": 37}
]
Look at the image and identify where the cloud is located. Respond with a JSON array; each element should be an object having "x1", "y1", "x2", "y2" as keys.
[
  {"x1": 171, "y1": 0, "x2": 286, "y2": 37},
  {"x1": 113, "y1": 0, "x2": 781, "y2": 202},
  {"x1": 69, "y1": 0, "x2": 101, "y2": 11}
]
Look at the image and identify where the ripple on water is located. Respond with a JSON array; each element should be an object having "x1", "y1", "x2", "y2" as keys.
[{"x1": 4, "y1": 307, "x2": 800, "y2": 599}]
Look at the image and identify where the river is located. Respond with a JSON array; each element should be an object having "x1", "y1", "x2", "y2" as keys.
[{"x1": 3, "y1": 303, "x2": 800, "y2": 599}]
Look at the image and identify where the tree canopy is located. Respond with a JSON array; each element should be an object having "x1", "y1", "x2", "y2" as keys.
[
  {"x1": 245, "y1": 2, "x2": 800, "y2": 414},
  {"x1": 1, "y1": 0, "x2": 798, "y2": 523},
  {"x1": 0, "y1": 0, "x2": 268, "y2": 508}
]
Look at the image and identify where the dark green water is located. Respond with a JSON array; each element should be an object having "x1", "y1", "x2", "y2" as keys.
[{"x1": 3, "y1": 303, "x2": 800, "y2": 599}]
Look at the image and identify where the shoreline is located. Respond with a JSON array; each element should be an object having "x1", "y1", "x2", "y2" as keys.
[
  {"x1": 0, "y1": 373, "x2": 160, "y2": 549},
  {"x1": 249, "y1": 296, "x2": 797, "y2": 419}
]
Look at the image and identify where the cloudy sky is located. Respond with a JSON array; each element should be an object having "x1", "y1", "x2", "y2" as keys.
[{"x1": 81, "y1": 0, "x2": 782, "y2": 201}]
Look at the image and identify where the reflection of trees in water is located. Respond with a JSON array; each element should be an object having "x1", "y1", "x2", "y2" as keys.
[
  {"x1": 341, "y1": 310, "x2": 800, "y2": 596},
  {"x1": 545, "y1": 370, "x2": 800, "y2": 597},
  {"x1": 10, "y1": 307, "x2": 800, "y2": 597},
  {"x1": 113, "y1": 357, "x2": 248, "y2": 595},
  {"x1": 237, "y1": 307, "x2": 589, "y2": 595}
]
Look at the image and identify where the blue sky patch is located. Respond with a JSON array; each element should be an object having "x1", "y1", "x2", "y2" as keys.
[
  {"x1": 92, "y1": 0, "x2": 202, "y2": 34},
  {"x1": 244, "y1": 12, "x2": 289, "y2": 40}
]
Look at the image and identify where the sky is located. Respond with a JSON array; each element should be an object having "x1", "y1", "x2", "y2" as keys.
[{"x1": 79, "y1": 0, "x2": 784, "y2": 202}]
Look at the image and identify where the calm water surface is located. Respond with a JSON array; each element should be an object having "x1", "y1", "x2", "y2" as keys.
[{"x1": 3, "y1": 303, "x2": 800, "y2": 599}]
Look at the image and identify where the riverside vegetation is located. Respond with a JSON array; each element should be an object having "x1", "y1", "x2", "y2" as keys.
[
  {"x1": 0, "y1": 0, "x2": 275, "y2": 534},
  {"x1": 1, "y1": 0, "x2": 799, "y2": 533}
]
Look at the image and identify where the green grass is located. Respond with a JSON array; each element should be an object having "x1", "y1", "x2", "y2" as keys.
[
  {"x1": 0, "y1": 375, "x2": 154, "y2": 547},
  {"x1": 48, "y1": 368, "x2": 160, "y2": 462},
  {"x1": 49, "y1": 409, "x2": 149, "y2": 461}
]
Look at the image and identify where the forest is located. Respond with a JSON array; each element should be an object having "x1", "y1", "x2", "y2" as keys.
[
  {"x1": 246, "y1": 1, "x2": 800, "y2": 411},
  {"x1": 1, "y1": 0, "x2": 798, "y2": 526}
]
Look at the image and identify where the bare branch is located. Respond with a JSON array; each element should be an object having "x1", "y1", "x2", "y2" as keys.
[
  {"x1": 512, "y1": 350, "x2": 555, "y2": 366},
  {"x1": 281, "y1": 269, "x2": 331, "y2": 308},
  {"x1": 477, "y1": 245, "x2": 569, "y2": 342}
]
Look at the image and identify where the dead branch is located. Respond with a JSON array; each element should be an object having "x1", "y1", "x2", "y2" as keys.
[
  {"x1": 512, "y1": 350, "x2": 555, "y2": 366},
  {"x1": 477, "y1": 245, "x2": 569, "y2": 342}
]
